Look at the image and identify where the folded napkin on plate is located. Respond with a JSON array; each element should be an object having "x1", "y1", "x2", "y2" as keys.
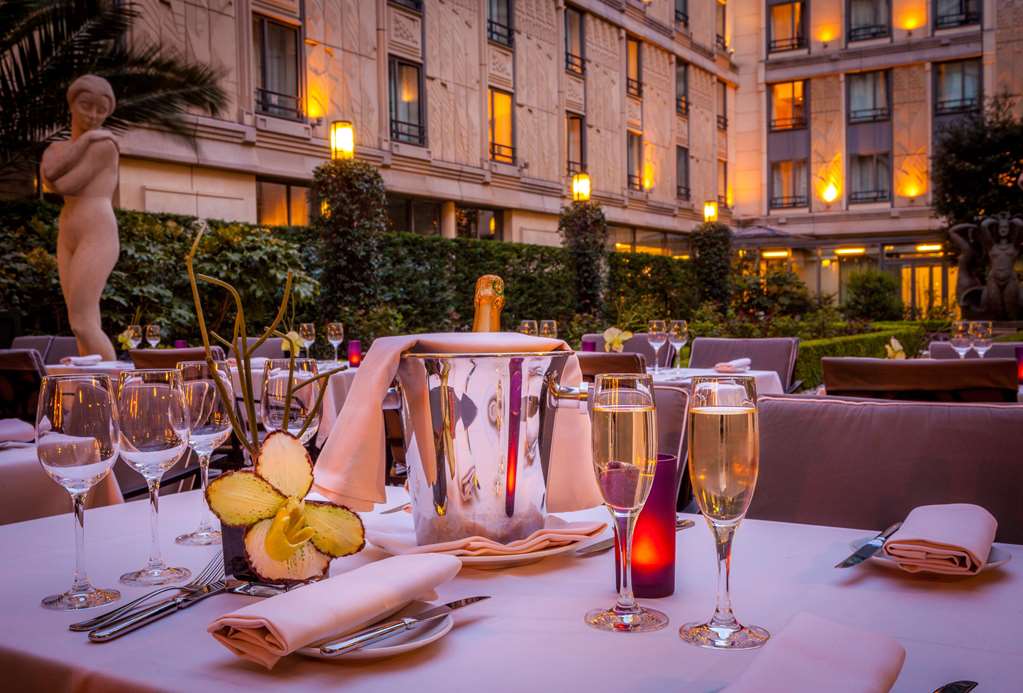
[
  {"x1": 60, "y1": 354, "x2": 102, "y2": 366},
  {"x1": 714, "y1": 358, "x2": 751, "y2": 373},
  {"x1": 724, "y1": 612, "x2": 905, "y2": 693},
  {"x1": 0, "y1": 418, "x2": 34, "y2": 443},
  {"x1": 367, "y1": 515, "x2": 606, "y2": 557},
  {"x1": 314, "y1": 332, "x2": 601, "y2": 512},
  {"x1": 883, "y1": 503, "x2": 997, "y2": 575},
  {"x1": 208, "y1": 553, "x2": 460, "y2": 670}
]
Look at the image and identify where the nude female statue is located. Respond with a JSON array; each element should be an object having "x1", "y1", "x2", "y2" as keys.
[{"x1": 41, "y1": 75, "x2": 120, "y2": 360}]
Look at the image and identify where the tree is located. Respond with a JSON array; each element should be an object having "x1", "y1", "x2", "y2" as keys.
[
  {"x1": 0, "y1": 0, "x2": 227, "y2": 185},
  {"x1": 690, "y1": 221, "x2": 733, "y2": 309},
  {"x1": 842, "y1": 269, "x2": 903, "y2": 321},
  {"x1": 558, "y1": 201, "x2": 608, "y2": 317},
  {"x1": 932, "y1": 94, "x2": 1023, "y2": 224}
]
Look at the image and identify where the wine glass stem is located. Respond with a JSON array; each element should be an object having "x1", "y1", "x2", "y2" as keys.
[
  {"x1": 145, "y1": 479, "x2": 165, "y2": 571},
  {"x1": 332, "y1": 345, "x2": 338, "y2": 363},
  {"x1": 710, "y1": 521, "x2": 738, "y2": 627},
  {"x1": 70, "y1": 491, "x2": 91, "y2": 593},
  {"x1": 613, "y1": 510, "x2": 641, "y2": 614},
  {"x1": 196, "y1": 453, "x2": 214, "y2": 533}
]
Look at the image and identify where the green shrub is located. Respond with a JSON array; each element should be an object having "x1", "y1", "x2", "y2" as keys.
[
  {"x1": 794, "y1": 325, "x2": 927, "y2": 390},
  {"x1": 690, "y1": 222, "x2": 732, "y2": 308},
  {"x1": 606, "y1": 252, "x2": 699, "y2": 323},
  {"x1": 732, "y1": 267, "x2": 815, "y2": 319},
  {"x1": 559, "y1": 201, "x2": 608, "y2": 317},
  {"x1": 842, "y1": 269, "x2": 903, "y2": 321}
]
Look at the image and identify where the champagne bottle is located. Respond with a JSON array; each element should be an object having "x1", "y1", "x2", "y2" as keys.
[{"x1": 472, "y1": 275, "x2": 505, "y2": 332}]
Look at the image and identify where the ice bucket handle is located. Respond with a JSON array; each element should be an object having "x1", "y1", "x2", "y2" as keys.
[{"x1": 545, "y1": 373, "x2": 589, "y2": 408}]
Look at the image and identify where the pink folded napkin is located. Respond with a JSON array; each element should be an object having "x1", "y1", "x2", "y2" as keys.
[
  {"x1": 883, "y1": 503, "x2": 997, "y2": 575},
  {"x1": 60, "y1": 354, "x2": 103, "y2": 366},
  {"x1": 714, "y1": 357, "x2": 751, "y2": 373},
  {"x1": 0, "y1": 418, "x2": 34, "y2": 443},
  {"x1": 725, "y1": 613, "x2": 905, "y2": 693},
  {"x1": 367, "y1": 515, "x2": 607, "y2": 557},
  {"x1": 313, "y1": 332, "x2": 601, "y2": 512},
  {"x1": 208, "y1": 554, "x2": 460, "y2": 670}
]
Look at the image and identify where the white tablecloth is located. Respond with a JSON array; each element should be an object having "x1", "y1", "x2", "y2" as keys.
[
  {"x1": 1, "y1": 486, "x2": 1020, "y2": 691},
  {"x1": 652, "y1": 367, "x2": 785, "y2": 396},
  {"x1": 45, "y1": 361, "x2": 134, "y2": 379}
]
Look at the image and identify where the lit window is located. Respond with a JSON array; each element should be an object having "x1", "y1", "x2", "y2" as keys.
[
  {"x1": 715, "y1": 0, "x2": 727, "y2": 50},
  {"x1": 488, "y1": 87, "x2": 514, "y2": 164},
  {"x1": 675, "y1": 0, "x2": 689, "y2": 27},
  {"x1": 676, "y1": 62, "x2": 689, "y2": 115},
  {"x1": 565, "y1": 7, "x2": 584, "y2": 74},
  {"x1": 716, "y1": 81, "x2": 728, "y2": 129},
  {"x1": 769, "y1": 2, "x2": 805, "y2": 52},
  {"x1": 770, "y1": 160, "x2": 808, "y2": 208},
  {"x1": 389, "y1": 57, "x2": 424, "y2": 145},
  {"x1": 848, "y1": 0, "x2": 890, "y2": 41},
  {"x1": 849, "y1": 153, "x2": 891, "y2": 203},
  {"x1": 627, "y1": 131, "x2": 643, "y2": 191},
  {"x1": 253, "y1": 16, "x2": 301, "y2": 119},
  {"x1": 717, "y1": 159, "x2": 728, "y2": 207},
  {"x1": 487, "y1": 0, "x2": 513, "y2": 46},
  {"x1": 935, "y1": 60, "x2": 981, "y2": 114},
  {"x1": 257, "y1": 181, "x2": 309, "y2": 226},
  {"x1": 567, "y1": 113, "x2": 585, "y2": 175},
  {"x1": 936, "y1": 0, "x2": 980, "y2": 28},
  {"x1": 848, "y1": 71, "x2": 889, "y2": 122},
  {"x1": 676, "y1": 146, "x2": 690, "y2": 200},
  {"x1": 626, "y1": 38, "x2": 642, "y2": 97},
  {"x1": 770, "y1": 81, "x2": 806, "y2": 130}
]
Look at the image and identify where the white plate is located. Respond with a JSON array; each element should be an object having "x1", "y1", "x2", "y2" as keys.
[
  {"x1": 298, "y1": 600, "x2": 453, "y2": 661},
  {"x1": 849, "y1": 537, "x2": 1012, "y2": 573}
]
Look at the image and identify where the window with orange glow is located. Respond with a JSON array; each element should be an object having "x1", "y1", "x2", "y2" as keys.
[
  {"x1": 257, "y1": 181, "x2": 309, "y2": 227},
  {"x1": 717, "y1": 159, "x2": 728, "y2": 207},
  {"x1": 626, "y1": 38, "x2": 642, "y2": 97},
  {"x1": 389, "y1": 56, "x2": 424, "y2": 145},
  {"x1": 627, "y1": 131, "x2": 643, "y2": 191},
  {"x1": 488, "y1": 88, "x2": 514, "y2": 164},
  {"x1": 567, "y1": 113, "x2": 585, "y2": 175},
  {"x1": 770, "y1": 160, "x2": 808, "y2": 208},
  {"x1": 770, "y1": 80, "x2": 806, "y2": 130},
  {"x1": 769, "y1": 2, "x2": 805, "y2": 52}
]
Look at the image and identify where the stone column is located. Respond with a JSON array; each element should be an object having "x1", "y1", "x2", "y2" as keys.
[{"x1": 441, "y1": 201, "x2": 457, "y2": 238}]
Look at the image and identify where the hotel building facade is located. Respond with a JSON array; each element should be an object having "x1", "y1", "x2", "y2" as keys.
[{"x1": 116, "y1": 0, "x2": 1023, "y2": 313}]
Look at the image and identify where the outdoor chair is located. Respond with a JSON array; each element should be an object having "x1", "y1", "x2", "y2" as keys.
[
  {"x1": 576, "y1": 352, "x2": 646, "y2": 382},
  {"x1": 822, "y1": 357, "x2": 1019, "y2": 403},
  {"x1": 751, "y1": 394, "x2": 1023, "y2": 543},
  {"x1": 230, "y1": 337, "x2": 285, "y2": 360},
  {"x1": 653, "y1": 384, "x2": 692, "y2": 511},
  {"x1": 129, "y1": 346, "x2": 226, "y2": 369},
  {"x1": 46, "y1": 336, "x2": 79, "y2": 364},
  {"x1": 928, "y1": 340, "x2": 1023, "y2": 360},
  {"x1": 688, "y1": 337, "x2": 801, "y2": 392},
  {"x1": 0, "y1": 349, "x2": 46, "y2": 423},
  {"x1": 10, "y1": 336, "x2": 53, "y2": 362},
  {"x1": 580, "y1": 332, "x2": 675, "y2": 368}
]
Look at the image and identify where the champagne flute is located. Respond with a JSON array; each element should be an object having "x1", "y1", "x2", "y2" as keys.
[
  {"x1": 144, "y1": 324, "x2": 161, "y2": 349},
  {"x1": 647, "y1": 320, "x2": 667, "y2": 374},
  {"x1": 127, "y1": 324, "x2": 143, "y2": 350},
  {"x1": 175, "y1": 361, "x2": 234, "y2": 546},
  {"x1": 585, "y1": 373, "x2": 668, "y2": 633},
  {"x1": 540, "y1": 320, "x2": 558, "y2": 339},
  {"x1": 298, "y1": 323, "x2": 316, "y2": 359},
  {"x1": 326, "y1": 322, "x2": 345, "y2": 363},
  {"x1": 261, "y1": 358, "x2": 321, "y2": 445},
  {"x1": 680, "y1": 375, "x2": 769, "y2": 650},
  {"x1": 969, "y1": 320, "x2": 993, "y2": 358},
  {"x1": 668, "y1": 320, "x2": 689, "y2": 369},
  {"x1": 950, "y1": 321, "x2": 972, "y2": 359},
  {"x1": 36, "y1": 375, "x2": 122, "y2": 610},
  {"x1": 117, "y1": 369, "x2": 192, "y2": 586},
  {"x1": 519, "y1": 320, "x2": 538, "y2": 336}
]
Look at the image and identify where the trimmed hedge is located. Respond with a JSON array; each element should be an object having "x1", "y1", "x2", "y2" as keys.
[{"x1": 794, "y1": 325, "x2": 927, "y2": 390}]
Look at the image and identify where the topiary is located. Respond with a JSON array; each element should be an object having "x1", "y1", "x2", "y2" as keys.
[
  {"x1": 558, "y1": 201, "x2": 608, "y2": 317},
  {"x1": 842, "y1": 270, "x2": 903, "y2": 322},
  {"x1": 690, "y1": 222, "x2": 732, "y2": 310}
]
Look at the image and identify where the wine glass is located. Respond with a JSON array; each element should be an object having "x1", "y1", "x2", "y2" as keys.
[
  {"x1": 539, "y1": 320, "x2": 558, "y2": 339},
  {"x1": 298, "y1": 323, "x2": 316, "y2": 359},
  {"x1": 969, "y1": 321, "x2": 993, "y2": 358},
  {"x1": 175, "y1": 361, "x2": 234, "y2": 546},
  {"x1": 261, "y1": 358, "x2": 321, "y2": 445},
  {"x1": 647, "y1": 320, "x2": 668, "y2": 374},
  {"x1": 326, "y1": 322, "x2": 345, "y2": 363},
  {"x1": 117, "y1": 369, "x2": 192, "y2": 586},
  {"x1": 36, "y1": 375, "x2": 122, "y2": 610},
  {"x1": 668, "y1": 320, "x2": 689, "y2": 369},
  {"x1": 519, "y1": 320, "x2": 538, "y2": 336},
  {"x1": 144, "y1": 324, "x2": 161, "y2": 349},
  {"x1": 950, "y1": 321, "x2": 972, "y2": 359},
  {"x1": 585, "y1": 373, "x2": 668, "y2": 633},
  {"x1": 680, "y1": 375, "x2": 769, "y2": 650},
  {"x1": 127, "y1": 324, "x2": 143, "y2": 350}
]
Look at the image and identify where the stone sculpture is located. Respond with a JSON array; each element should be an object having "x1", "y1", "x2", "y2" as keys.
[
  {"x1": 41, "y1": 75, "x2": 119, "y2": 360},
  {"x1": 949, "y1": 213, "x2": 1023, "y2": 320}
]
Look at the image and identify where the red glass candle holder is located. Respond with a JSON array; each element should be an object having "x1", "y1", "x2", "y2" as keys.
[
  {"x1": 347, "y1": 340, "x2": 362, "y2": 367},
  {"x1": 615, "y1": 453, "x2": 678, "y2": 598},
  {"x1": 1016, "y1": 346, "x2": 1023, "y2": 383},
  {"x1": 581, "y1": 339, "x2": 597, "y2": 352}
]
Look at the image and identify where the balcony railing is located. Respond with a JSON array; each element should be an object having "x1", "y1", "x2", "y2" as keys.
[
  {"x1": 770, "y1": 195, "x2": 808, "y2": 209},
  {"x1": 936, "y1": 10, "x2": 980, "y2": 28},
  {"x1": 770, "y1": 115, "x2": 807, "y2": 130},
  {"x1": 628, "y1": 174, "x2": 643, "y2": 192},
  {"x1": 715, "y1": 34, "x2": 727, "y2": 50},
  {"x1": 717, "y1": 194, "x2": 730, "y2": 209},
  {"x1": 391, "y1": 118, "x2": 425, "y2": 145},
  {"x1": 677, "y1": 184, "x2": 691, "y2": 200},
  {"x1": 567, "y1": 160, "x2": 585, "y2": 175},
  {"x1": 390, "y1": 0, "x2": 422, "y2": 11},
  {"x1": 849, "y1": 106, "x2": 890, "y2": 123},
  {"x1": 768, "y1": 35, "x2": 806, "y2": 52},
  {"x1": 255, "y1": 87, "x2": 303, "y2": 121},
  {"x1": 565, "y1": 52, "x2": 584, "y2": 75},
  {"x1": 488, "y1": 19, "x2": 513, "y2": 47},
  {"x1": 675, "y1": 9, "x2": 689, "y2": 28},
  {"x1": 848, "y1": 24, "x2": 890, "y2": 41},
  {"x1": 935, "y1": 96, "x2": 980, "y2": 115},
  {"x1": 490, "y1": 141, "x2": 515, "y2": 164},
  {"x1": 849, "y1": 189, "x2": 890, "y2": 203},
  {"x1": 627, "y1": 78, "x2": 643, "y2": 98},
  {"x1": 676, "y1": 96, "x2": 689, "y2": 116},
  {"x1": 717, "y1": 114, "x2": 728, "y2": 130}
]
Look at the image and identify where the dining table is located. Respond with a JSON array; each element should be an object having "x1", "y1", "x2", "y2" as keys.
[{"x1": 1, "y1": 485, "x2": 1020, "y2": 692}]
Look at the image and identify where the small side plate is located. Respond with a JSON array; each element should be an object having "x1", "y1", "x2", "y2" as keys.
[
  {"x1": 849, "y1": 537, "x2": 1012, "y2": 573},
  {"x1": 297, "y1": 600, "x2": 453, "y2": 661}
]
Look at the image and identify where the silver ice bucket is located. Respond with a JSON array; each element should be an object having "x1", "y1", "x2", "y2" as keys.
[{"x1": 390, "y1": 349, "x2": 575, "y2": 545}]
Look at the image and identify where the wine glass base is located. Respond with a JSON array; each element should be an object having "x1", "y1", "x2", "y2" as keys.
[
  {"x1": 41, "y1": 585, "x2": 120, "y2": 611},
  {"x1": 585, "y1": 606, "x2": 669, "y2": 633},
  {"x1": 679, "y1": 620, "x2": 770, "y2": 650},
  {"x1": 175, "y1": 528, "x2": 222, "y2": 546},
  {"x1": 120, "y1": 566, "x2": 191, "y2": 587}
]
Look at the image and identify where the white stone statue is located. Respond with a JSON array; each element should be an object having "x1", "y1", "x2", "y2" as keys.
[{"x1": 41, "y1": 75, "x2": 120, "y2": 360}]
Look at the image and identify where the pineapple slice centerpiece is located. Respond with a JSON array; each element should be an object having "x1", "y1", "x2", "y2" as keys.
[{"x1": 206, "y1": 431, "x2": 364, "y2": 583}]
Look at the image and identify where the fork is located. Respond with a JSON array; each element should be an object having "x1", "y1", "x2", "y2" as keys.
[{"x1": 69, "y1": 551, "x2": 224, "y2": 632}]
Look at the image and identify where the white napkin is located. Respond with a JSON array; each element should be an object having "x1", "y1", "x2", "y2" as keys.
[
  {"x1": 883, "y1": 504, "x2": 997, "y2": 575},
  {"x1": 0, "y1": 418, "x2": 34, "y2": 443},
  {"x1": 714, "y1": 358, "x2": 751, "y2": 373},
  {"x1": 60, "y1": 354, "x2": 102, "y2": 366},
  {"x1": 208, "y1": 554, "x2": 461, "y2": 670}
]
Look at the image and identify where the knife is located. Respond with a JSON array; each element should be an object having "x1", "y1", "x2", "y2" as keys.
[
  {"x1": 835, "y1": 522, "x2": 902, "y2": 568},
  {"x1": 932, "y1": 681, "x2": 978, "y2": 693},
  {"x1": 318, "y1": 596, "x2": 490, "y2": 657},
  {"x1": 576, "y1": 519, "x2": 695, "y2": 558},
  {"x1": 88, "y1": 581, "x2": 228, "y2": 642}
]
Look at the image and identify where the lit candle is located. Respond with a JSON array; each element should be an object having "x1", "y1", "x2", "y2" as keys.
[
  {"x1": 615, "y1": 453, "x2": 677, "y2": 598},
  {"x1": 347, "y1": 340, "x2": 362, "y2": 367},
  {"x1": 1016, "y1": 346, "x2": 1023, "y2": 383}
]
